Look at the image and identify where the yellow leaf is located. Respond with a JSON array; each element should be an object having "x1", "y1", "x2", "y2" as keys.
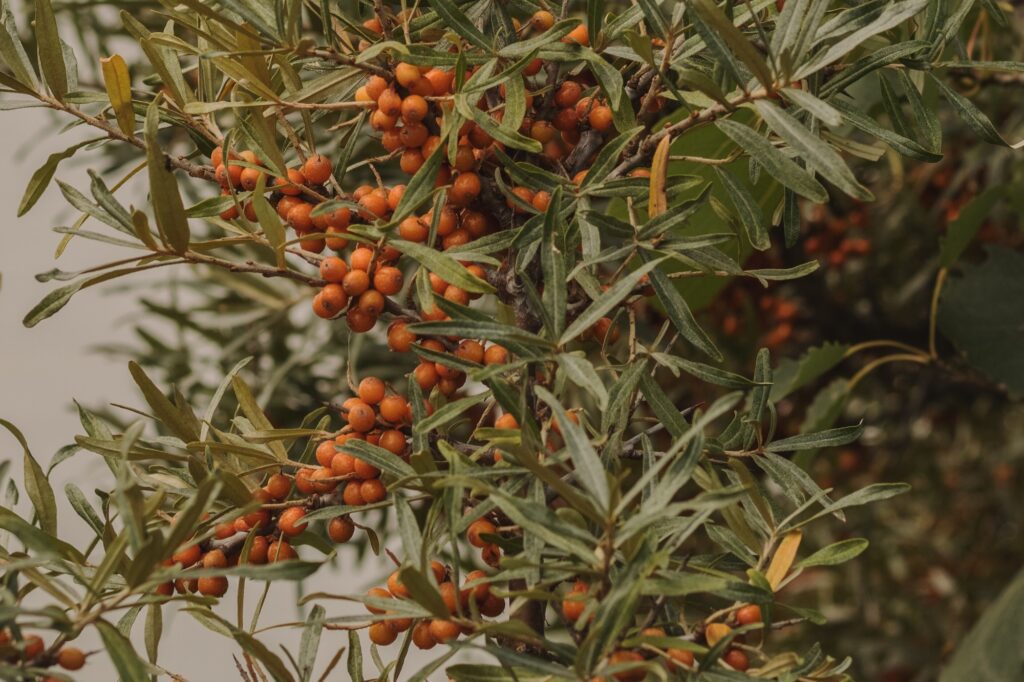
[
  {"x1": 101, "y1": 55, "x2": 135, "y2": 136},
  {"x1": 705, "y1": 622, "x2": 732, "y2": 647},
  {"x1": 765, "y1": 529, "x2": 802, "y2": 590},
  {"x1": 648, "y1": 134, "x2": 671, "y2": 217}
]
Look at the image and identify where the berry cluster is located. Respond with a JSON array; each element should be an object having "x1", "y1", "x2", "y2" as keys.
[
  {"x1": 0, "y1": 630, "x2": 87, "y2": 681},
  {"x1": 363, "y1": 563, "x2": 505, "y2": 648}
]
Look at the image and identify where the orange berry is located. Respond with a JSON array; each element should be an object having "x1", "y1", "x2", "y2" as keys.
[
  {"x1": 203, "y1": 548, "x2": 228, "y2": 568},
  {"x1": 667, "y1": 648, "x2": 695, "y2": 669},
  {"x1": 265, "y1": 473, "x2": 292, "y2": 500},
  {"x1": 378, "y1": 395, "x2": 408, "y2": 424},
  {"x1": 563, "y1": 23, "x2": 589, "y2": 46},
  {"x1": 302, "y1": 154, "x2": 333, "y2": 185},
  {"x1": 723, "y1": 649, "x2": 749, "y2": 671},
  {"x1": 400, "y1": 216, "x2": 429, "y2": 242},
  {"x1": 439, "y1": 581, "x2": 460, "y2": 613},
  {"x1": 377, "y1": 89, "x2": 402, "y2": 116},
  {"x1": 172, "y1": 544, "x2": 202, "y2": 567},
  {"x1": 277, "y1": 507, "x2": 308, "y2": 536},
  {"x1": 395, "y1": 62, "x2": 421, "y2": 88},
  {"x1": 268, "y1": 540, "x2": 297, "y2": 562},
  {"x1": 387, "y1": 321, "x2": 416, "y2": 352},
  {"x1": 358, "y1": 192, "x2": 390, "y2": 221},
  {"x1": 400, "y1": 148, "x2": 425, "y2": 174},
  {"x1": 57, "y1": 647, "x2": 86, "y2": 671},
  {"x1": 294, "y1": 468, "x2": 317, "y2": 495},
  {"x1": 327, "y1": 516, "x2": 355, "y2": 543},
  {"x1": 320, "y1": 256, "x2": 348, "y2": 284},
  {"x1": 425, "y1": 68, "x2": 453, "y2": 96},
  {"x1": 361, "y1": 478, "x2": 387, "y2": 503},
  {"x1": 358, "y1": 289, "x2": 386, "y2": 316},
  {"x1": 320, "y1": 283, "x2": 350, "y2": 316},
  {"x1": 531, "y1": 191, "x2": 552, "y2": 212},
  {"x1": 368, "y1": 621, "x2": 397, "y2": 646},
  {"x1": 608, "y1": 650, "x2": 644, "y2": 681},
  {"x1": 401, "y1": 95, "x2": 429, "y2": 123},
  {"x1": 343, "y1": 480, "x2": 366, "y2": 506},
  {"x1": 240, "y1": 166, "x2": 265, "y2": 191},
  {"x1": 429, "y1": 619, "x2": 461, "y2": 643},
  {"x1": 555, "y1": 81, "x2": 583, "y2": 108},
  {"x1": 531, "y1": 10, "x2": 554, "y2": 31},
  {"x1": 480, "y1": 594, "x2": 505, "y2": 617},
  {"x1": 357, "y1": 377, "x2": 386, "y2": 405},
  {"x1": 484, "y1": 344, "x2": 509, "y2": 365},
  {"x1": 342, "y1": 269, "x2": 371, "y2": 297},
  {"x1": 347, "y1": 400, "x2": 377, "y2": 432},
  {"x1": 589, "y1": 105, "x2": 613, "y2": 132},
  {"x1": 247, "y1": 536, "x2": 269, "y2": 564},
  {"x1": 467, "y1": 518, "x2": 497, "y2": 548},
  {"x1": 736, "y1": 604, "x2": 762, "y2": 626},
  {"x1": 287, "y1": 202, "x2": 314, "y2": 232},
  {"x1": 451, "y1": 172, "x2": 481, "y2": 205},
  {"x1": 198, "y1": 576, "x2": 229, "y2": 597},
  {"x1": 379, "y1": 429, "x2": 407, "y2": 455},
  {"x1": 412, "y1": 620, "x2": 437, "y2": 649},
  {"x1": 508, "y1": 186, "x2": 535, "y2": 213},
  {"x1": 316, "y1": 439, "x2": 338, "y2": 467}
]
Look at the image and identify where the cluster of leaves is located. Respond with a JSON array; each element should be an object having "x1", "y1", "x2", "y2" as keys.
[{"x1": 1, "y1": 0, "x2": 1022, "y2": 680}]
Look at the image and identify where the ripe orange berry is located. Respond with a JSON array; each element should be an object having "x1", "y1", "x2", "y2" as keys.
[
  {"x1": 387, "y1": 185, "x2": 406, "y2": 210},
  {"x1": 365, "y1": 75, "x2": 388, "y2": 100},
  {"x1": 172, "y1": 543, "x2": 202, "y2": 567},
  {"x1": 343, "y1": 480, "x2": 366, "y2": 506},
  {"x1": 287, "y1": 202, "x2": 314, "y2": 232},
  {"x1": 239, "y1": 166, "x2": 265, "y2": 192},
  {"x1": 302, "y1": 154, "x2": 333, "y2": 185},
  {"x1": 387, "y1": 321, "x2": 415, "y2": 352},
  {"x1": 531, "y1": 10, "x2": 554, "y2": 31},
  {"x1": 360, "y1": 478, "x2": 387, "y2": 503},
  {"x1": 451, "y1": 172, "x2": 481, "y2": 205},
  {"x1": 268, "y1": 540, "x2": 298, "y2": 562},
  {"x1": 265, "y1": 472, "x2": 292, "y2": 500},
  {"x1": 467, "y1": 519, "x2": 497, "y2": 548},
  {"x1": 377, "y1": 88, "x2": 402, "y2": 117},
  {"x1": 366, "y1": 587, "x2": 392, "y2": 614},
  {"x1": 400, "y1": 95, "x2": 429, "y2": 124},
  {"x1": 508, "y1": 186, "x2": 535, "y2": 213},
  {"x1": 319, "y1": 257, "x2": 348, "y2": 284},
  {"x1": 412, "y1": 620, "x2": 437, "y2": 649},
  {"x1": 394, "y1": 62, "x2": 421, "y2": 88},
  {"x1": 723, "y1": 649, "x2": 749, "y2": 671},
  {"x1": 202, "y1": 548, "x2": 228, "y2": 568},
  {"x1": 316, "y1": 439, "x2": 338, "y2": 467},
  {"x1": 667, "y1": 648, "x2": 695, "y2": 669},
  {"x1": 399, "y1": 217, "x2": 429, "y2": 243},
  {"x1": 608, "y1": 651, "x2": 644, "y2": 681},
  {"x1": 564, "y1": 23, "x2": 589, "y2": 46},
  {"x1": 400, "y1": 148, "x2": 425, "y2": 174},
  {"x1": 320, "y1": 283, "x2": 350, "y2": 315},
  {"x1": 429, "y1": 619, "x2": 460, "y2": 643},
  {"x1": 484, "y1": 344, "x2": 509, "y2": 365},
  {"x1": 278, "y1": 507, "x2": 308, "y2": 536},
  {"x1": 357, "y1": 289, "x2": 386, "y2": 317},
  {"x1": 247, "y1": 536, "x2": 270, "y2": 564},
  {"x1": 368, "y1": 621, "x2": 397, "y2": 646},
  {"x1": 400, "y1": 122, "x2": 430, "y2": 149},
  {"x1": 377, "y1": 396, "x2": 407, "y2": 424},
  {"x1": 480, "y1": 594, "x2": 505, "y2": 617},
  {"x1": 331, "y1": 452, "x2": 356, "y2": 477},
  {"x1": 342, "y1": 270, "x2": 371, "y2": 298},
  {"x1": 57, "y1": 647, "x2": 86, "y2": 671},
  {"x1": 379, "y1": 429, "x2": 407, "y2": 456},
  {"x1": 589, "y1": 105, "x2": 614, "y2": 132},
  {"x1": 327, "y1": 516, "x2": 355, "y2": 543},
  {"x1": 736, "y1": 604, "x2": 762, "y2": 626},
  {"x1": 198, "y1": 576, "x2": 229, "y2": 597},
  {"x1": 372, "y1": 266, "x2": 403, "y2": 296},
  {"x1": 530, "y1": 120, "x2": 557, "y2": 144},
  {"x1": 346, "y1": 400, "x2": 377, "y2": 432},
  {"x1": 555, "y1": 81, "x2": 583, "y2": 108},
  {"x1": 356, "y1": 377, "x2": 385, "y2": 405}
]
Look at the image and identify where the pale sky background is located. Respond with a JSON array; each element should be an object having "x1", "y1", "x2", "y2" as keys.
[{"x1": 0, "y1": 105, "x2": 450, "y2": 680}]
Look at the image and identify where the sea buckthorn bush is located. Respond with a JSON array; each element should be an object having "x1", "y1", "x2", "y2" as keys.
[{"x1": 1, "y1": 0, "x2": 1023, "y2": 680}]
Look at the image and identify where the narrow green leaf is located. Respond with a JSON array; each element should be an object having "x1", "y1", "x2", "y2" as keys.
[
  {"x1": 717, "y1": 119, "x2": 826, "y2": 202},
  {"x1": 715, "y1": 167, "x2": 769, "y2": 250},
  {"x1": 33, "y1": 0, "x2": 67, "y2": 99},
  {"x1": 144, "y1": 98, "x2": 190, "y2": 253},
  {"x1": 560, "y1": 258, "x2": 664, "y2": 345}
]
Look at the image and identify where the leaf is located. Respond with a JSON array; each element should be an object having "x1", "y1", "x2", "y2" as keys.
[
  {"x1": 34, "y1": 0, "x2": 67, "y2": 99},
  {"x1": 715, "y1": 167, "x2": 769, "y2": 251},
  {"x1": 755, "y1": 100, "x2": 873, "y2": 201},
  {"x1": 642, "y1": 254, "x2": 721, "y2": 361},
  {"x1": 392, "y1": 239, "x2": 494, "y2": 295},
  {"x1": 251, "y1": 173, "x2": 286, "y2": 268},
  {"x1": 96, "y1": 619, "x2": 151, "y2": 680},
  {"x1": 144, "y1": 98, "x2": 190, "y2": 253},
  {"x1": 795, "y1": 0, "x2": 929, "y2": 79},
  {"x1": 831, "y1": 96, "x2": 943, "y2": 162},
  {"x1": 578, "y1": 48, "x2": 636, "y2": 131},
  {"x1": 648, "y1": 135, "x2": 671, "y2": 217},
  {"x1": 347, "y1": 630, "x2": 363, "y2": 682},
  {"x1": 413, "y1": 392, "x2": 489, "y2": 437},
  {"x1": 799, "y1": 483, "x2": 911, "y2": 527},
  {"x1": 0, "y1": 420, "x2": 56, "y2": 535},
  {"x1": 393, "y1": 135, "x2": 446, "y2": 222},
  {"x1": 536, "y1": 387, "x2": 609, "y2": 513},
  {"x1": 430, "y1": 0, "x2": 492, "y2": 52},
  {"x1": 18, "y1": 139, "x2": 95, "y2": 217},
  {"x1": 298, "y1": 605, "x2": 324, "y2": 682},
  {"x1": 938, "y1": 246, "x2": 1024, "y2": 396},
  {"x1": 765, "y1": 423, "x2": 863, "y2": 452},
  {"x1": 770, "y1": 342, "x2": 849, "y2": 400},
  {"x1": 690, "y1": 0, "x2": 773, "y2": 88},
  {"x1": 0, "y1": 2, "x2": 36, "y2": 87},
  {"x1": 129, "y1": 361, "x2": 200, "y2": 442},
  {"x1": 939, "y1": 188, "x2": 1003, "y2": 268},
  {"x1": 557, "y1": 354, "x2": 608, "y2": 410},
  {"x1": 940, "y1": 565, "x2": 1024, "y2": 682},
  {"x1": 765, "y1": 530, "x2": 802, "y2": 590},
  {"x1": 560, "y1": 258, "x2": 664, "y2": 345},
  {"x1": 930, "y1": 74, "x2": 1009, "y2": 147},
  {"x1": 716, "y1": 119, "x2": 827, "y2": 202},
  {"x1": 101, "y1": 54, "x2": 135, "y2": 136},
  {"x1": 781, "y1": 87, "x2": 841, "y2": 127},
  {"x1": 581, "y1": 127, "x2": 643, "y2": 190},
  {"x1": 340, "y1": 439, "x2": 417, "y2": 480},
  {"x1": 795, "y1": 538, "x2": 869, "y2": 568}
]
